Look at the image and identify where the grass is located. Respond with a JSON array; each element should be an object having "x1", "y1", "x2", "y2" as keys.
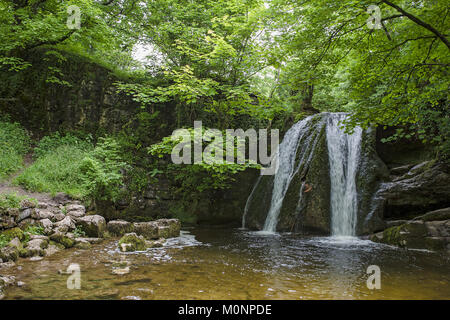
[
  {"x1": 13, "y1": 144, "x2": 91, "y2": 198},
  {"x1": 0, "y1": 193, "x2": 37, "y2": 211},
  {"x1": 0, "y1": 120, "x2": 30, "y2": 179}
]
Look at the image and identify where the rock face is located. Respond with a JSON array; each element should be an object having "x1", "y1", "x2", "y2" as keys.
[{"x1": 374, "y1": 162, "x2": 450, "y2": 219}]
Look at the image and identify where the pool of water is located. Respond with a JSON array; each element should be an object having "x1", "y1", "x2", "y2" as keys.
[{"x1": 3, "y1": 227, "x2": 450, "y2": 300}]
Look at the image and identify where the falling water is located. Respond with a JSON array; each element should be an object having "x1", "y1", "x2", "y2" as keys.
[
  {"x1": 241, "y1": 176, "x2": 262, "y2": 229},
  {"x1": 326, "y1": 114, "x2": 362, "y2": 237},
  {"x1": 262, "y1": 117, "x2": 317, "y2": 232}
]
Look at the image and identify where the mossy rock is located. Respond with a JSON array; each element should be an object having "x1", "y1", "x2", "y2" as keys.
[
  {"x1": 2, "y1": 227, "x2": 24, "y2": 241},
  {"x1": 49, "y1": 232, "x2": 75, "y2": 248},
  {"x1": 118, "y1": 233, "x2": 146, "y2": 252}
]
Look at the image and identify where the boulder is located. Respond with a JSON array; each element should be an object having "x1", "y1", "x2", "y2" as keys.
[
  {"x1": 76, "y1": 215, "x2": 106, "y2": 237},
  {"x1": 54, "y1": 216, "x2": 75, "y2": 230},
  {"x1": 118, "y1": 233, "x2": 147, "y2": 252},
  {"x1": 0, "y1": 246, "x2": 19, "y2": 262},
  {"x1": 107, "y1": 220, "x2": 134, "y2": 236},
  {"x1": 25, "y1": 238, "x2": 49, "y2": 257},
  {"x1": 32, "y1": 209, "x2": 54, "y2": 220},
  {"x1": 157, "y1": 219, "x2": 181, "y2": 238},
  {"x1": 17, "y1": 208, "x2": 33, "y2": 222},
  {"x1": 49, "y1": 231, "x2": 75, "y2": 248},
  {"x1": 37, "y1": 218, "x2": 53, "y2": 234},
  {"x1": 1, "y1": 227, "x2": 24, "y2": 241},
  {"x1": 133, "y1": 222, "x2": 158, "y2": 239}
]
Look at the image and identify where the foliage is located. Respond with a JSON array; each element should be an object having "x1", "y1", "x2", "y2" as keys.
[
  {"x1": 148, "y1": 127, "x2": 260, "y2": 194},
  {"x1": 0, "y1": 193, "x2": 36, "y2": 210},
  {"x1": 24, "y1": 225, "x2": 45, "y2": 236},
  {"x1": 14, "y1": 133, "x2": 127, "y2": 202},
  {"x1": 79, "y1": 137, "x2": 128, "y2": 202},
  {"x1": 0, "y1": 119, "x2": 30, "y2": 179},
  {"x1": 73, "y1": 225, "x2": 86, "y2": 238}
]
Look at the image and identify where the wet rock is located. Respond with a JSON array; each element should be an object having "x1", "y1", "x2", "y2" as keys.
[
  {"x1": 118, "y1": 233, "x2": 147, "y2": 252},
  {"x1": 74, "y1": 239, "x2": 92, "y2": 249},
  {"x1": 107, "y1": 220, "x2": 134, "y2": 236},
  {"x1": 145, "y1": 238, "x2": 166, "y2": 248},
  {"x1": 112, "y1": 266, "x2": 130, "y2": 275},
  {"x1": 0, "y1": 246, "x2": 19, "y2": 262},
  {"x1": 370, "y1": 219, "x2": 450, "y2": 251},
  {"x1": 413, "y1": 208, "x2": 450, "y2": 222},
  {"x1": 50, "y1": 231, "x2": 75, "y2": 248},
  {"x1": 25, "y1": 238, "x2": 49, "y2": 257},
  {"x1": 76, "y1": 215, "x2": 106, "y2": 237},
  {"x1": 133, "y1": 222, "x2": 158, "y2": 239},
  {"x1": 30, "y1": 234, "x2": 49, "y2": 241},
  {"x1": 44, "y1": 244, "x2": 61, "y2": 257},
  {"x1": 376, "y1": 162, "x2": 450, "y2": 219},
  {"x1": 385, "y1": 220, "x2": 408, "y2": 228},
  {"x1": 75, "y1": 237, "x2": 103, "y2": 244}
]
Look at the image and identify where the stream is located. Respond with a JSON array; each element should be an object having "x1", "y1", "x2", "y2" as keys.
[{"x1": 3, "y1": 227, "x2": 449, "y2": 300}]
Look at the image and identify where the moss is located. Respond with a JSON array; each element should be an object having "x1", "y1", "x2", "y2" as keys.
[
  {"x1": 49, "y1": 240, "x2": 65, "y2": 250},
  {"x1": 118, "y1": 233, "x2": 146, "y2": 252},
  {"x1": 2, "y1": 227, "x2": 24, "y2": 241}
]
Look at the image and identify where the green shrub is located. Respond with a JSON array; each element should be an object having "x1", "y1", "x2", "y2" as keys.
[
  {"x1": 24, "y1": 225, "x2": 45, "y2": 236},
  {"x1": 14, "y1": 134, "x2": 127, "y2": 203},
  {"x1": 79, "y1": 137, "x2": 128, "y2": 202},
  {"x1": 0, "y1": 120, "x2": 30, "y2": 179}
]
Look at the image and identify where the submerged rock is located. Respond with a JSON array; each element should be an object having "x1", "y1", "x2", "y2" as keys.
[{"x1": 118, "y1": 233, "x2": 147, "y2": 252}]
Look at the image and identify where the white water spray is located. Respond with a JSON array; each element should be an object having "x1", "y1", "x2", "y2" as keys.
[{"x1": 326, "y1": 114, "x2": 362, "y2": 237}]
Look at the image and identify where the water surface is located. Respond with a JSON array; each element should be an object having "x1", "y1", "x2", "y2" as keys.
[{"x1": 3, "y1": 227, "x2": 449, "y2": 300}]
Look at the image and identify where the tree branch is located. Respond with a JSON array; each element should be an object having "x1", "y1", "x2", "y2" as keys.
[{"x1": 381, "y1": 0, "x2": 450, "y2": 50}]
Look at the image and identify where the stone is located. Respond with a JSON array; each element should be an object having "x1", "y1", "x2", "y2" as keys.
[
  {"x1": 76, "y1": 215, "x2": 106, "y2": 237},
  {"x1": 414, "y1": 208, "x2": 450, "y2": 222},
  {"x1": 30, "y1": 234, "x2": 49, "y2": 241},
  {"x1": 118, "y1": 233, "x2": 147, "y2": 252},
  {"x1": 157, "y1": 219, "x2": 181, "y2": 238},
  {"x1": 54, "y1": 216, "x2": 75, "y2": 230},
  {"x1": 50, "y1": 231, "x2": 75, "y2": 248},
  {"x1": 17, "y1": 208, "x2": 32, "y2": 222},
  {"x1": 65, "y1": 204, "x2": 85, "y2": 213},
  {"x1": 75, "y1": 237, "x2": 103, "y2": 244},
  {"x1": 17, "y1": 218, "x2": 36, "y2": 229},
  {"x1": 74, "y1": 239, "x2": 91, "y2": 249},
  {"x1": 133, "y1": 222, "x2": 158, "y2": 239},
  {"x1": 25, "y1": 238, "x2": 49, "y2": 257},
  {"x1": 20, "y1": 199, "x2": 36, "y2": 209},
  {"x1": 32, "y1": 209, "x2": 54, "y2": 220},
  {"x1": 145, "y1": 238, "x2": 166, "y2": 248},
  {"x1": 53, "y1": 213, "x2": 66, "y2": 222},
  {"x1": 112, "y1": 267, "x2": 130, "y2": 275},
  {"x1": 44, "y1": 244, "x2": 61, "y2": 257},
  {"x1": 0, "y1": 246, "x2": 19, "y2": 262},
  {"x1": 37, "y1": 218, "x2": 53, "y2": 234},
  {"x1": 52, "y1": 193, "x2": 71, "y2": 205},
  {"x1": 107, "y1": 220, "x2": 134, "y2": 236}
]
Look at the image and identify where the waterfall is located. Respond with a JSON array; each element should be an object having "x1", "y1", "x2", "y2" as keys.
[
  {"x1": 242, "y1": 176, "x2": 262, "y2": 229},
  {"x1": 262, "y1": 117, "x2": 317, "y2": 232},
  {"x1": 326, "y1": 114, "x2": 362, "y2": 237},
  {"x1": 244, "y1": 112, "x2": 364, "y2": 235}
]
